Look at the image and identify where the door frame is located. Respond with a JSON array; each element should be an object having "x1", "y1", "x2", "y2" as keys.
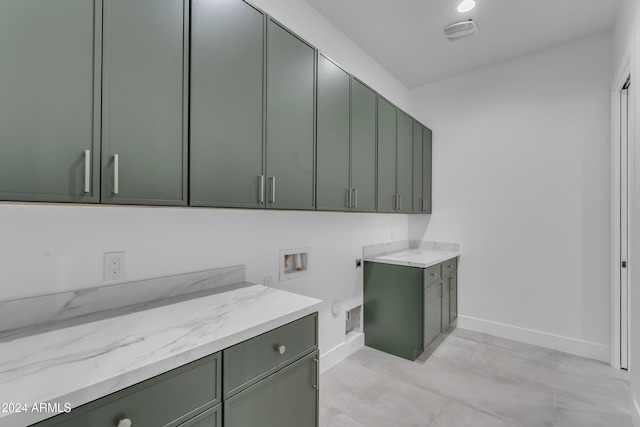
[{"x1": 612, "y1": 40, "x2": 635, "y2": 370}]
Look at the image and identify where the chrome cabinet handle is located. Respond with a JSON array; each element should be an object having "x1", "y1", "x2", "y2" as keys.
[
  {"x1": 113, "y1": 154, "x2": 119, "y2": 195},
  {"x1": 117, "y1": 419, "x2": 132, "y2": 427},
  {"x1": 312, "y1": 356, "x2": 319, "y2": 389},
  {"x1": 353, "y1": 188, "x2": 357, "y2": 208},
  {"x1": 259, "y1": 175, "x2": 265, "y2": 204},
  {"x1": 270, "y1": 177, "x2": 276, "y2": 203},
  {"x1": 276, "y1": 344, "x2": 286, "y2": 355},
  {"x1": 398, "y1": 194, "x2": 402, "y2": 211},
  {"x1": 431, "y1": 272, "x2": 438, "y2": 276},
  {"x1": 84, "y1": 150, "x2": 91, "y2": 193},
  {"x1": 346, "y1": 188, "x2": 352, "y2": 208},
  {"x1": 423, "y1": 199, "x2": 426, "y2": 212},
  {"x1": 438, "y1": 284, "x2": 442, "y2": 298}
]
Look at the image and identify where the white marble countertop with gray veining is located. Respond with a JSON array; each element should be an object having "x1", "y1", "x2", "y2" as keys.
[
  {"x1": 363, "y1": 241, "x2": 460, "y2": 268},
  {"x1": 0, "y1": 284, "x2": 321, "y2": 427}
]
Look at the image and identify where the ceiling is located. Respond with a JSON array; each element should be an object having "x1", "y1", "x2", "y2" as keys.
[{"x1": 305, "y1": 0, "x2": 623, "y2": 89}]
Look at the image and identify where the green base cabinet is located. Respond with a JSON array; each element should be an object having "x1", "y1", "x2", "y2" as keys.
[
  {"x1": 363, "y1": 262, "x2": 423, "y2": 360},
  {"x1": 364, "y1": 258, "x2": 458, "y2": 360},
  {"x1": 33, "y1": 352, "x2": 221, "y2": 427},
  {"x1": 224, "y1": 351, "x2": 318, "y2": 427}
]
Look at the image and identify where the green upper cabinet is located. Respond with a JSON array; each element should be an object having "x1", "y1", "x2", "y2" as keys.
[
  {"x1": 101, "y1": 0, "x2": 187, "y2": 205},
  {"x1": 376, "y1": 97, "x2": 397, "y2": 213},
  {"x1": 423, "y1": 126, "x2": 433, "y2": 213},
  {"x1": 267, "y1": 19, "x2": 316, "y2": 210},
  {"x1": 396, "y1": 110, "x2": 413, "y2": 213},
  {"x1": 412, "y1": 122, "x2": 433, "y2": 213},
  {"x1": 412, "y1": 120, "x2": 423, "y2": 213},
  {"x1": 316, "y1": 54, "x2": 350, "y2": 211},
  {"x1": 190, "y1": 0, "x2": 265, "y2": 208},
  {"x1": 350, "y1": 78, "x2": 377, "y2": 212},
  {"x1": 0, "y1": 0, "x2": 100, "y2": 203}
]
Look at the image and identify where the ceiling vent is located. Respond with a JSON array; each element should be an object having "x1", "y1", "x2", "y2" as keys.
[{"x1": 443, "y1": 19, "x2": 478, "y2": 41}]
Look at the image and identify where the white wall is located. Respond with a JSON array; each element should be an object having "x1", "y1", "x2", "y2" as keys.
[
  {"x1": 614, "y1": 0, "x2": 640, "y2": 424},
  {"x1": 0, "y1": 0, "x2": 412, "y2": 373},
  {"x1": 409, "y1": 33, "x2": 613, "y2": 362}
]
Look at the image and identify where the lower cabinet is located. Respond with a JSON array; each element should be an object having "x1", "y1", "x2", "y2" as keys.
[
  {"x1": 224, "y1": 351, "x2": 318, "y2": 427},
  {"x1": 32, "y1": 313, "x2": 318, "y2": 427},
  {"x1": 364, "y1": 259, "x2": 458, "y2": 361}
]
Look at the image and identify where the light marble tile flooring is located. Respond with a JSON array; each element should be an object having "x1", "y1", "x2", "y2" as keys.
[{"x1": 319, "y1": 328, "x2": 632, "y2": 427}]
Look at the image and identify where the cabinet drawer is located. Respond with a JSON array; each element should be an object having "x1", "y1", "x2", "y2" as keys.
[
  {"x1": 442, "y1": 257, "x2": 458, "y2": 277},
  {"x1": 33, "y1": 352, "x2": 221, "y2": 427},
  {"x1": 423, "y1": 264, "x2": 441, "y2": 286},
  {"x1": 223, "y1": 313, "x2": 318, "y2": 398}
]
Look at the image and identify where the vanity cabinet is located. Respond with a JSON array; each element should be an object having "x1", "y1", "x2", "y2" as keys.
[
  {"x1": 363, "y1": 258, "x2": 458, "y2": 360},
  {"x1": 0, "y1": 0, "x2": 100, "y2": 203},
  {"x1": 101, "y1": 0, "x2": 188, "y2": 206},
  {"x1": 32, "y1": 313, "x2": 318, "y2": 427}
]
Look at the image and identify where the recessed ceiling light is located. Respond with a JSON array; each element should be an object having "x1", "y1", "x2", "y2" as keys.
[{"x1": 457, "y1": 0, "x2": 476, "y2": 13}]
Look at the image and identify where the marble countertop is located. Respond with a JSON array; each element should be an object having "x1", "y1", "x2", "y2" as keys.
[
  {"x1": 364, "y1": 241, "x2": 460, "y2": 268},
  {"x1": 0, "y1": 283, "x2": 321, "y2": 427}
]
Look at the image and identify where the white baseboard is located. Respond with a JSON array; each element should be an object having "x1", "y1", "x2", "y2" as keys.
[
  {"x1": 457, "y1": 315, "x2": 611, "y2": 363},
  {"x1": 633, "y1": 398, "x2": 640, "y2": 427},
  {"x1": 319, "y1": 331, "x2": 364, "y2": 374}
]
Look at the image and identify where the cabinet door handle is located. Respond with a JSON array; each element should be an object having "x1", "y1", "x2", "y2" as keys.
[
  {"x1": 113, "y1": 154, "x2": 119, "y2": 195},
  {"x1": 117, "y1": 419, "x2": 132, "y2": 427},
  {"x1": 84, "y1": 150, "x2": 91, "y2": 193},
  {"x1": 353, "y1": 188, "x2": 357, "y2": 208},
  {"x1": 312, "y1": 356, "x2": 319, "y2": 390},
  {"x1": 276, "y1": 344, "x2": 286, "y2": 355},
  {"x1": 259, "y1": 175, "x2": 265, "y2": 204},
  {"x1": 438, "y1": 284, "x2": 442, "y2": 298},
  {"x1": 269, "y1": 177, "x2": 276, "y2": 203},
  {"x1": 346, "y1": 188, "x2": 352, "y2": 208},
  {"x1": 398, "y1": 194, "x2": 402, "y2": 211},
  {"x1": 423, "y1": 199, "x2": 426, "y2": 212}
]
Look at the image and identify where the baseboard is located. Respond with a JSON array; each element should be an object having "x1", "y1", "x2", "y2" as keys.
[
  {"x1": 633, "y1": 398, "x2": 640, "y2": 427},
  {"x1": 457, "y1": 315, "x2": 611, "y2": 363},
  {"x1": 319, "y1": 331, "x2": 364, "y2": 374}
]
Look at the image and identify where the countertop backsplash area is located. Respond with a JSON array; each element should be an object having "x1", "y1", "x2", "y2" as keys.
[{"x1": 0, "y1": 265, "x2": 247, "y2": 334}]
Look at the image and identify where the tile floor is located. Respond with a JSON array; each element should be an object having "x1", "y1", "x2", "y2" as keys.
[{"x1": 319, "y1": 328, "x2": 633, "y2": 427}]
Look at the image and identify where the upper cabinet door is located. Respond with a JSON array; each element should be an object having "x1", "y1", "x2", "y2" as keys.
[
  {"x1": 376, "y1": 97, "x2": 397, "y2": 213},
  {"x1": 396, "y1": 110, "x2": 413, "y2": 213},
  {"x1": 266, "y1": 20, "x2": 316, "y2": 210},
  {"x1": 190, "y1": 0, "x2": 265, "y2": 208},
  {"x1": 350, "y1": 78, "x2": 377, "y2": 213},
  {"x1": 101, "y1": 0, "x2": 187, "y2": 205},
  {"x1": 0, "y1": 0, "x2": 100, "y2": 203},
  {"x1": 316, "y1": 54, "x2": 350, "y2": 211},
  {"x1": 423, "y1": 126, "x2": 433, "y2": 213},
  {"x1": 412, "y1": 120, "x2": 424, "y2": 213}
]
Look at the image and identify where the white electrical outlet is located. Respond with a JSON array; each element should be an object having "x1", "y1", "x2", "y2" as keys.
[
  {"x1": 263, "y1": 276, "x2": 273, "y2": 287},
  {"x1": 104, "y1": 252, "x2": 125, "y2": 281}
]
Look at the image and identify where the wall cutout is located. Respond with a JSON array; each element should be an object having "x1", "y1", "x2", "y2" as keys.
[
  {"x1": 279, "y1": 247, "x2": 310, "y2": 281},
  {"x1": 345, "y1": 305, "x2": 362, "y2": 336}
]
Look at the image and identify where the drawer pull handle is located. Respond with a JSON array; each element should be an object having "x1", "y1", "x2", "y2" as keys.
[
  {"x1": 276, "y1": 345, "x2": 286, "y2": 355},
  {"x1": 446, "y1": 265, "x2": 452, "y2": 268},
  {"x1": 117, "y1": 419, "x2": 132, "y2": 427},
  {"x1": 431, "y1": 273, "x2": 438, "y2": 276}
]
